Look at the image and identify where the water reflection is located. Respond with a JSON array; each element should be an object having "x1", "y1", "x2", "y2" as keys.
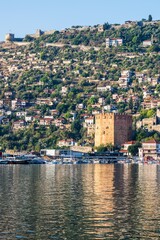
[{"x1": 0, "y1": 164, "x2": 159, "y2": 239}]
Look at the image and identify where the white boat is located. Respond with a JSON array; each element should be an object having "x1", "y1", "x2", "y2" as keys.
[
  {"x1": 92, "y1": 159, "x2": 100, "y2": 164},
  {"x1": 62, "y1": 157, "x2": 74, "y2": 164},
  {"x1": 73, "y1": 159, "x2": 90, "y2": 164},
  {"x1": 51, "y1": 159, "x2": 62, "y2": 164},
  {"x1": 0, "y1": 159, "x2": 8, "y2": 164},
  {"x1": 29, "y1": 157, "x2": 46, "y2": 164}
]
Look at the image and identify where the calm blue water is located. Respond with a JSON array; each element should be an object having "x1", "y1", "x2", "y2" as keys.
[{"x1": 0, "y1": 164, "x2": 159, "y2": 240}]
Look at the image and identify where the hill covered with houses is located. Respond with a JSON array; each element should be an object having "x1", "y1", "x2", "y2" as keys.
[{"x1": 0, "y1": 16, "x2": 160, "y2": 152}]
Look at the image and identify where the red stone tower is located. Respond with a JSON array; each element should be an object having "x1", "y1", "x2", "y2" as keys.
[{"x1": 95, "y1": 113, "x2": 132, "y2": 147}]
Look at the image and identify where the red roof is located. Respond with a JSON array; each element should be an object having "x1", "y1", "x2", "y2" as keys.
[
  {"x1": 143, "y1": 139, "x2": 160, "y2": 144},
  {"x1": 124, "y1": 141, "x2": 136, "y2": 145},
  {"x1": 120, "y1": 149, "x2": 128, "y2": 153}
]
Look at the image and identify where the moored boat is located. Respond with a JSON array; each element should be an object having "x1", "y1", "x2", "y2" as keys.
[
  {"x1": 29, "y1": 157, "x2": 46, "y2": 164},
  {"x1": 0, "y1": 159, "x2": 9, "y2": 164},
  {"x1": 51, "y1": 159, "x2": 62, "y2": 164},
  {"x1": 6, "y1": 156, "x2": 30, "y2": 164},
  {"x1": 92, "y1": 159, "x2": 100, "y2": 164}
]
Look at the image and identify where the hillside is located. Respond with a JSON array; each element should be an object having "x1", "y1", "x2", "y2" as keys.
[{"x1": 0, "y1": 19, "x2": 160, "y2": 151}]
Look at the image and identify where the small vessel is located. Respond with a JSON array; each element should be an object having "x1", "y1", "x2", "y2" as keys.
[
  {"x1": 92, "y1": 159, "x2": 100, "y2": 164},
  {"x1": 0, "y1": 159, "x2": 8, "y2": 164},
  {"x1": 51, "y1": 159, "x2": 62, "y2": 164},
  {"x1": 29, "y1": 157, "x2": 46, "y2": 164},
  {"x1": 5, "y1": 155, "x2": 41, "y2": 164},
  {"x1": 4, "y1": 156, "x2": 28, "y2": 164},
  {"x1": 72, "y1": 158, "x2": 90, "y2": 164},
  {"x1": 99, "y1": 159, "x2": 109, "y2": 164},
  {"x1": 62, "y1": 157, "x2": 73, "y2": 164}
]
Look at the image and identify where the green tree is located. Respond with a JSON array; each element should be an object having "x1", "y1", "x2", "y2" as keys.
[
  {"x1": 56, "y1": 103, "x2": 69, "y2": 115},
  {"x1": 136, "y1": 128, "x2": 148, "y2": 141},
  {"x1": 128, "y1": 97, "x2": 133, "y2": 110},
  {"x1": 148, "y1": 14, "x2": 152, "y2": 22},
  {"x1": 103, "y1": 22, "x2": 111, "y2": 30},
  {"x1": 95, "y1": 144, "x2": 108, "y2": 152},
  {"x1": 132, "y1": 36, "x2": 138, "y2": 44},
  {"x1": 88, "y1": 96, "x2": 97, "y2": 105},
  {"x1": 71, "y1": 118, "x2": 82, "y2": 140},
  {"x1": 95, "y1": 144, "x2": 114, "y2": 152},
  {"x1": 128, "y1": 142, "x2": 141, "y2": 156}
]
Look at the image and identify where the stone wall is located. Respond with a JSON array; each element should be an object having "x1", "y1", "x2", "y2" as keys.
[
  {"x1": 95, "y1": 113, "x2": 132, "y2": 147},
  {"x1": 114, "y1": 114, "x2": 132, "y2": 146},
  {"x1": 70, "y1": 146, "x2": 93, "y2": 153},
  {"x1": 95, "y1": 113, "x2": 115, "y2": 146}
]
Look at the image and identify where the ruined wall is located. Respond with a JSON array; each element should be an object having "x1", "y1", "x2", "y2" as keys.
[{"x1": 5, "y1": 33, "x2": 15, "y2": 42}]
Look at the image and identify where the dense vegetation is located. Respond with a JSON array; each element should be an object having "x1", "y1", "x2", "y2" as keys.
[
  {"x1": 0, "y1": 18, "x2": 160, "y2": 151},
  {"x1": 30, "y1": 23, "x2": 160, "y2": 51}
]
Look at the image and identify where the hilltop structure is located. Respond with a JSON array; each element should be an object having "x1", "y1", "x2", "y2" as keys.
[
  {"x1": 95, "y1": 113, "x2": 132, "y2": 147},
  {"x1": 26, "y1": 29, "x2": 56, "y2": 39},
  {"x1": 5, "y1": 29, "x2": 56, "y2": 43},
  {"x1": 5, "y1": 33, "x2": 15, "y2": 42}
]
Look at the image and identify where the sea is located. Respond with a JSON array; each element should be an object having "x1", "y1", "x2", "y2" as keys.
[{"x1": 0, "y1": 164, "x2": 159, "y2": 240}]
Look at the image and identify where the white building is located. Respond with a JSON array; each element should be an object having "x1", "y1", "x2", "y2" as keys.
[
  {"x1": 25, "y1": 116, "x2": 33, "y2": 122},
  {"x1": 57, "y1": 139, "x2": 77, "y2": 147},
  {"x1": 142, "y1": 40, "x2": 152, "y2": 47},
  {"x1": 119, "y1": 77, "x2": 130, "y2": 88},
  {"x1": 16, "y1": 111, "x2": 26, "y2": 117},
  {"x1": 139, "y1": 139, "x2": 160, "y2": 161},
  {"x1": 120, "y1": 141, "x2": 136, "y2": 156},
  {"x1": 106, "y1": 38, "x2": 123, "y2": 48},
  {"x1": 121, "y1": 70, "x2": 132, "y2": 78},
  {"x1": 97, "y1": 86, "x2": 113, "y2": 92},
  {"x1": 84, "y1": 117, "x2": 94, "y2": 125},
  {"x1": 40, "y1": 149, "x2": 83, "y2": 158}
]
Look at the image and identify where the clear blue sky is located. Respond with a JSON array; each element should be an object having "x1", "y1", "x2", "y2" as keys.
[{"x1": 0, "y1": 0, "x2": 159, "y2": 41}]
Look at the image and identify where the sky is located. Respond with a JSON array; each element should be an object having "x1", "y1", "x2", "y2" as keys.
[{"x1": 0, "y1": 0, "x2": 159, "y2": 41}]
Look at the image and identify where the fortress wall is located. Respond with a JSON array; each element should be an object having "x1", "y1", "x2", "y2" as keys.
[
  {"x1": 114, "y1": 114, "x2": 132, "y2": 146},
  {"x1": 95, "y1": 113, "x2": 114, "y2": 147},
  {"x1": 95, "y1": 113, "x2": 132, "y2": 147}
]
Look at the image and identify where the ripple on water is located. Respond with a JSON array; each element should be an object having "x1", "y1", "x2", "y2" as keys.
[{"x1": 0, "y1": 164, "x2": 159, "y2": 240}]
